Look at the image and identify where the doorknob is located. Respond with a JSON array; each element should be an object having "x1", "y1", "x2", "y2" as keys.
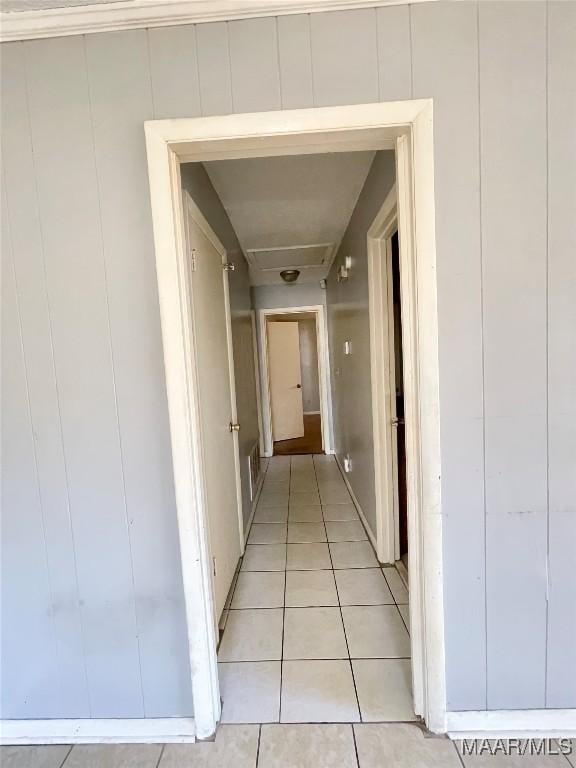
[
  {"x1": 229, "y1": 422, "x2": 240, "y2": 432},
  {"x1": 296, "y1": 384, "x2": 302, "y2": 389}
]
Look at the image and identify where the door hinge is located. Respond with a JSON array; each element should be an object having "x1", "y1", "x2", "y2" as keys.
[
  {"x1": 213, "y1": 557, "x2": 216, "y2": 578},
  {"x1": 223, "y1": 262, "x2": 235, "y2": 272},
  {"x1": 190, "y1": 248, "x2": 197, "y2": 271}
]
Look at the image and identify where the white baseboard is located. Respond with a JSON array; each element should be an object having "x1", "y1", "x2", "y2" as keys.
[
  {"x1": 446, "y1": 708, "x2": 576, "y2": 739},
  {"x1": 334, "y1": 454, "x2": 378, "y2": 554},
  {"x1": 244, "y1": 464, "x2": 266, "y2": 544},
  {"x1": 396, "y1": 557, "x2": 409, "y2": 588},
  {"x1": 0, "y1": 717, "x2": 196, "y2": 745}
]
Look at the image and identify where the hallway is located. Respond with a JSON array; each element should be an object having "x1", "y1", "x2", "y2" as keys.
[{"x1": 217, "y1": 454, "x2": 413, "y2": 724}]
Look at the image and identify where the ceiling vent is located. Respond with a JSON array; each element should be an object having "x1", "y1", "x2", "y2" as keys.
[{"x1": 245, "y1": 243, "x2": 336, "y2": 272}]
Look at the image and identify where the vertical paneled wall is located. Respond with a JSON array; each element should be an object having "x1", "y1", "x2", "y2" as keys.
[{"x1": 1, "y1": 0, "x2": 575, "y2": 719}]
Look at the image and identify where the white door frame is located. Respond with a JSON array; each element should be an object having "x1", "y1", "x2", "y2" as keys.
[
  {"x1": 368, "y1": 184, "x2": 400, "y2": 565},
  {"x1": 144, "y1": 101, "x2": 445, "y2": 738},
  {"x1": 258, "y1": 305, "x2": 333, "y2": 457}
]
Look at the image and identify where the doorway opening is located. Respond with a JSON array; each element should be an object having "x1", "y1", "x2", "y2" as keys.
[
  {"x1": 145, "y1": 101, "x2": 444, "y2": 738},
  {"x1": 259, "y1": 306, "x2": 333, "y2": 458}
]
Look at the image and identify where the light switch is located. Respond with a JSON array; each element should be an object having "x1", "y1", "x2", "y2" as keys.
[{"x1": 344, "y1": 340, "x2": 352, "y2": 355}]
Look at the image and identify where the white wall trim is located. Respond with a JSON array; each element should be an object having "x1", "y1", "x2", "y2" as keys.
[
  {"x1": 367, "y1": 184, "x2": 400, "y2": 565},
  {"x1": 0, "y1": 0, "x2": 438, "y2": 43},
  {"x1": 258, "y1": 305, "x2": 334, "y2": 457},
  {"x1": 144, "y1": 101, "x2": 445, "y2": 737},
  {"x1": 446, "y1": 709, "x2": 576, "y2": 740},
  {"x1": 0, "y1": 718, "x2": 196, "y2": 746}
]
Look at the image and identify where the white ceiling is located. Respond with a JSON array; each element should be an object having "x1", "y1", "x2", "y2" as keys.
[{"x1": 204, "y1": 152, "x2": 376, "y2": 286}]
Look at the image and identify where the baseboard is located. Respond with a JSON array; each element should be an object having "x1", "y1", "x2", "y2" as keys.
[
  {"x1": 244, "y1": 463, "x2": 266, "y2": 544},
  {"x1": 334, "y1": 454, "x2": 378, "y2": 554},
  {"x1": 304, "y1": 410, "x2": 321, "y2": 415},
  {"x1": 0, "y1": 717, "x2": 196, "y2": 745},
  {"x1": 446, "y1": 708, "x2": 576, "y2": 739},
  {"x1": 396, "y1": 557, "x2": 409, "y2": 588}
]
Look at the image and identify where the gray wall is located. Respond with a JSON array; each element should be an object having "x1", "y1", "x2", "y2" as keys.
[
  {"x1": 180, "y1": 164, "x2": 260, "y2": 534},
  {"x1": 251, "y1": 282, "x2": 327, "y2": 310},
  {"x1": 1, "y1": 0, "x2": 574, "y2": 719},
  {"x1": 326, "y1": 151, "x2": 396, "y2": 540}
]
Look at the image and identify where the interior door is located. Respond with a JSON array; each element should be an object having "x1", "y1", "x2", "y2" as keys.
[
  {"x1": 268, "y1": 321, "x2": 305, "y2": 441},
  {"x1": 184, "y1": 192, "x2": 242, "y2": 619}
]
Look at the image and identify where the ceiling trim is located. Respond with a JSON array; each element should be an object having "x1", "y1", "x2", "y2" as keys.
[{"x1": 0, "y1": 0, "x2": 437, "y2": 43}]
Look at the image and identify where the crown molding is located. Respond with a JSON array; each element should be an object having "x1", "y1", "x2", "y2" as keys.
[{"x1": 0, "y1": 0, "x2": 436, "y2": 43}]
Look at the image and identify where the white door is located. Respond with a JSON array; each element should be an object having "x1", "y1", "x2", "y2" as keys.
[
  {"x1": 268, "y1": 321, "x2": 305, "y2": 441},
  {"x1": 184, "y1": 192, "x2": 243, "y2": 619}
]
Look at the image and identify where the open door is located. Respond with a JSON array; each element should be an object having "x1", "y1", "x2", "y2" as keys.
[
  {"x1": 184, "y1": 192, "x2": 243, "y2": 619},
  {"x1": 267, "y1": 321, "x2": 305, "y2": 441}
]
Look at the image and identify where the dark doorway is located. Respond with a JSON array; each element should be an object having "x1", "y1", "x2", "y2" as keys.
[{"x1": 391, "y1": 230, "x2": 408, "y2": 559}]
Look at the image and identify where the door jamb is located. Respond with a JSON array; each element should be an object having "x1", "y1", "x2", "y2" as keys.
[
  {"x1": 368, "y1": 185, "x2": 400, "y2": 565},
  {"x1": 258, "y1": 305, "x2": 333, "y2": 457},
  {"x1": 144, "y1": 101, "x2": 444, "y2": 738}
]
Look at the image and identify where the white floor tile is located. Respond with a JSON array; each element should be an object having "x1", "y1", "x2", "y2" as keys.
[
  {"x1": 322, "y1": 504, "x2": 359, "y2": 522},
  {"x1": 219, "y1": 661, "x2": 281, "y2": 723},
  {"x1": 290, "y1": 490, "x2": 321, "y2": 507},
  {"x1": 0, "y1": 746, "x2": 72, "y2": 768},
  {"x1": 354, "y1": 724, "x2": 461, "y2": 767},
  {"x1": 231, "y1": 572, "x2": 285, "y2": 609},
  {"x1": 218, "y1": 609, "x2": 283, "y2": 661},
  {"x1": 66, "y1": 746, "x2": 162, "y2": 768},
  {"x1": 290, "y1": 475, "x2": 317, "y2": 492},
  {"x1": 281, "y1": 660, "x2": 360, "y2": 723},
  {"x1": 320, "y1": 487, "x2": 352, "y2": 505},
  {"x1": 161, "y1": 725, "x2": 259, "y2": 768},
  {"x1": 248, "y1": 523, "x2": 287, "y2": 545},
  {"x1": 283, "y1": 607, "x2": 348, "y2": 659},
  {"x1": 458, "y1": 744, "x2": 571, "y2": 766},
  {"x1": 335, "y1": 568, "x2": 394, "y2": 606},
  {"x1": 288, "y1": 505, "x2": 323, "y2": 522},
  {"x1": 262, "y1": 479, "x2": 289, "y2": 494},
  {"x1": 258, "y1": 724, "x2": 357, "y2": 768},
  {"x1": 287, "y1": 522, "x2": 327, "y2": 543},
  {"x1": 398, "y1": 604, "x2": 410, "y2": 633},
  {"x1": 241, "y1": 544, "x2": 286, "y2": 572},
  {"x1": 342, "y1": 605, "x2": 411, "y2": 658},
  {"x1": 259, "y1": 491, "x2": 289, "y2": 508},
  {"x1": 326, "y1": 520, "x2": 368, "y2": 542},
  {"x1": 254, "y1": 507, "x2": 288, "y2": 524},
  {"x1": 285, "y1": 570, "x2": 339, "y2": 607},
  {"x1": 330, "y1": 541, "x2": 378, "y2": 569},
  {"x1": 352, "y1": 659, "x2": 416, "y2": 722},
  {"x1": 383, "y1": 567, "x2": 409, "y2": 604},
  {"x1": 287, "y1": 543, "x2": 332, "y2": 570}
]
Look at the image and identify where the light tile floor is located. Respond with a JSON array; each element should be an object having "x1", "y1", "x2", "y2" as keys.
[
  {"x1": 5, "y1": 456, "x2": 566, "y2": 766},
  {"x1": 218, "y1": 454, "x2": 414, "y2": 727}
]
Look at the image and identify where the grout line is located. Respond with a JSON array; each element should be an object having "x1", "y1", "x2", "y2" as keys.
[
  {"x1": 351, "y1": 722, "x2": 362, "y2": 768},
  {"x1": 278, "y1": 457, "x2": 292, "y2": 724},
  {"x1": 58, "y1": 745, "x2": 74, "y2": 768},
  {"x1": 314, "y1": 455, "x2": 363, "y2": 724},
  {"x1": 154, "y1": 744, "x2": 166, "y2": 768},
  {"x1": 255, "y1": 724, "x2": 262, "y2": 767}
]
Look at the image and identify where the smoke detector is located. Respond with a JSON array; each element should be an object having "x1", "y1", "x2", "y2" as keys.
[{"x1": 280, "y1": 269, "x2": 300, "y2": 284}]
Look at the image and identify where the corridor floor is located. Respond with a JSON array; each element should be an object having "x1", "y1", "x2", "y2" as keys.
[
  {"x1": 4, "y1": 455, "x2": 570, "y2": 766},
  {"x1": 218, "y1": 453, "x2": 413, "y2": 725}
]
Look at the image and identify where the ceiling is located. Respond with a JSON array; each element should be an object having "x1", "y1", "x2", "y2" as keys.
[{"x1": 204, "y1": 152, "x2": 376, "y2": 286}]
